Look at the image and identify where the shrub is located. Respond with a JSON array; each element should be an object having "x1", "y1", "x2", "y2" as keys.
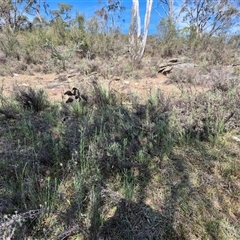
[
  {"x1": 15, "y1": 87, "x2": 49, "y2": 112},
  {"x1": 173, "y1": 88, "x2": 238, "y2": 141},
  {"x1": 0, "y1": 28, "x2": 20, "y2": 59}
]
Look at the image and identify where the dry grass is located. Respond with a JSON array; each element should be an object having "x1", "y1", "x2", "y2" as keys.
[
  {"x1": 0, "y1": 80, "x2": 239, "y2": 239},
  {"x1": 0, "y1": 22, "x2": 240, "y2": 239}
]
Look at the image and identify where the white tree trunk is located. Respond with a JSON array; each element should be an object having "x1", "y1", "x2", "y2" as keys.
[
  {"x1": 139, "y1": 0, "x2": 153, "y2": 58},
  {"x1": 129, "y1": 0, "x2": 140, "y2": 48},
  {"x1": 129, "y1": 0, "x2": 153, "y2": 61}
]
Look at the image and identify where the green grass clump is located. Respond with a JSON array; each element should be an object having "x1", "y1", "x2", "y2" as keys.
[{"x1": 0, "y1": 85, "x2": 240, "y2": 239}]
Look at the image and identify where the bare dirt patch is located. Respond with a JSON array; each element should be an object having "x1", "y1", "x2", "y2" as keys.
[
  {"x1": 0, "y1": 72, "x2": 181, "y2": 102},
  {"x1": 1, "y1": 73, "x2": 68, "y2": 102},
  {"x1": 109, "y1": 74, "x2": 180, "y2": 100}
]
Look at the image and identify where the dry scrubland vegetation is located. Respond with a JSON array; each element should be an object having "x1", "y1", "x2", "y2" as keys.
[{"x1": 1, "y1": 6, "x2": 240, "y2": 240}]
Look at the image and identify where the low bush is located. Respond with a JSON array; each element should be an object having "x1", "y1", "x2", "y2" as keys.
[{"x1": 1, "y1": 82, "x2": 239, "y2": 239}]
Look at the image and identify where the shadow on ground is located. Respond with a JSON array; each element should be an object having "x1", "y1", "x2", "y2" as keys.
[{"x1": 99, "y1": 198, "x2": 183, "y2": 240}]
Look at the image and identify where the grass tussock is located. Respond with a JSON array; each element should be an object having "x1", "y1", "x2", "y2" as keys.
[
  {"x1": 0, "y1": 82, "x2": 240, "y2": 239},
  {"x1": 0, "y1": 4, "x2": 240, "y2": 239}
]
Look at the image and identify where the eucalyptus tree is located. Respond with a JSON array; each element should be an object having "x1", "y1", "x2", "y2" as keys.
[
  {"x1": 48, "y1": 3, "x2": 73, "y2": 44},
  {"x1": 181, "y1": 0, "x2": 240, "y2": 36},
  {"x1": 156, "y1": 0, "x2": 180, "y2": 41},
  {"x1": 95, "y1": 0, "x2": 126, "y2": 32},
  {"x1": 129, "y1": 0, "x2": 154, "y2": 61},
  {"x1": 0, "y1": 0, "x2": 46, "y2": 31},
  {"x1": 157, "y1": 0, "x2": 175, "y2": 21}
]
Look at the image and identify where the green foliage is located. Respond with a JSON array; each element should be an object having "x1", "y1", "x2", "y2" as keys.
[
  {"x1": 43, "y1": 38, "x2": 83, "y2": 71},
  {"x1": 48, "y1": 3, "x2": 73, "y2": 45},
  {"x1": 86, "y1": 30, "x2": 127, "y2": 59},
  {"x1": 22, "y1": 28, "x2": 48, "y2": 64},
  {"x1": 50, "y1": 3, "x2": 73, "y2": 19},
  {"x1": 0, "y1": 2, "x2": 240, "y2": 238},
  {"x1": 0, "y1": 29, "x2": 20, "y2": 59},
  {"x1": 157, "y1": 18, "x2": 178, "y2": 41},
  {"x1": 181, "y1": 0, "x2": 239, "y2": 36},
  {"x1": 15, "y1": 87, "x2": 49, "y2": 112},
  {"x1": 0, "y1": 84, "x2": 240, "y2": 239},
  {"x1": 155, "y1": 18, "x2": 187, "y2": 57}
]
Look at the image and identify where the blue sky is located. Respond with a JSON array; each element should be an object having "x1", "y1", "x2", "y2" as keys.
[{"x1": 45, "y1": 0, "x2": 171, "y2": 34}]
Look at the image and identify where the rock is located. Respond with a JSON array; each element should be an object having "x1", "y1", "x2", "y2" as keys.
[
  {"x1": 173, "y1": 63, "x2": 196, "y2": 69},
  {"x1": 158, "y1": 64, "x2": 168, "y2": 69},
  {"x1": 169, "y1": 58, "x2": 178, "y2": 63},
  {"x1": 161, "y1": 66, "x2": 173, "y2": 75},
  {"x1": 158, "y1": 66, "x2": 168, "y2": 72},
  {"x1": 232, "y1": 136, "x2": 240, "y2": 142}
]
